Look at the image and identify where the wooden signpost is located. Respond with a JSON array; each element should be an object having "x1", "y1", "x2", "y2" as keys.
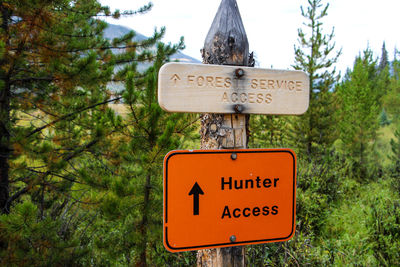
[
  {"x1": 158, "y1": 0, "x2": 309, "y2": 266},
  {"x1": 163, "y1": 149, "x2": 297, "y2": 252}
]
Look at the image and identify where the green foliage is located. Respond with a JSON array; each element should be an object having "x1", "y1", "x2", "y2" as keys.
[
  {"x1": 321, "y1": 180, "x2": 400, "y2": 266},
  {"x1": 71, "y1": 40, "x2": 196, "y2": 266},
  {"x1": 389, "y1": 124, "x2": 400, "y2": 191},
  {"x1": 379, "y1": 108, "x2": 391, "y2": 126},
  {"x1": 1, "y1": 0, "x2": 400, "y2": 265},
  {"x1": 296, "y1": 152, "x2": 344, "y2": 235},
  {"x1": 0, "y1": 0, "x2": 193, "y2": 265},
  {"x1": 246, "y1": 151, "x2": 345, "y2": 266},
  {"x1": 247, "y1": 235, "x2": 330, "y2": 267},
  {"x1": 368, "y1": 195, "x2": 400, "y2": 266},
  {"x1": 250, "y1": 115, "x2": 288, "y2": 148},
  {"x1": 384, "y1": 49, "x2": 400, "y2": 122},
  {"x1": 247, "y1": 39, "x2": 400, "y2": 266},
  {"x1": 336, "y1": 49, "x2": 380, "y2": 180},
  {"x1": 0, "y1": 200, "x2": 88, "y2": 266},
  {"x1": 290, "y1": 0, "x2": 341, "y2": 158},
  {"x1": 248, "y1": 4, "x2": 400, "y2": 267},
  {"x1": 379, "y1": 42, "x2": 389, "y2": 71},
  {"x1": 376, "y1": 42, "x2": 391, "y2": 103}
]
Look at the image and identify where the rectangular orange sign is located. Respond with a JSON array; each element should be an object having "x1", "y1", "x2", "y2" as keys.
[{"x1": 163, "y1": 149, "x2": 297, "y2": 252}]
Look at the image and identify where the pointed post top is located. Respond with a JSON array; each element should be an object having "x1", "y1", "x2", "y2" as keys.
[{"x1": 202, "y1": 0, "x2": 249, "y2": 66}]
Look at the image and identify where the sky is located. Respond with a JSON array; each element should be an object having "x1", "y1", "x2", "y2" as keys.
[{"x1": 99, "y1": 0, "x2": 400, "y2": 74}]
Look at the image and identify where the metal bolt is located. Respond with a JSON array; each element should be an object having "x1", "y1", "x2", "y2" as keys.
[
  {"x1": 230, "y1": 235, "x2": 237, "y2": 243},
  {"x1": 231, "y1": 153, "x2": 237, "y2": 160},
  {"x1": 234, "y1": 104, "x2": 244, "y2": 114},
  {"x1": 235, "y1": 68, "x2": 245, "y2": 78}
]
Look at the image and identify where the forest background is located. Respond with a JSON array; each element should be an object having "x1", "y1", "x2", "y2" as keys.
[{"x1": 0, "y1": 0, "x2": 399, "y2": 266}]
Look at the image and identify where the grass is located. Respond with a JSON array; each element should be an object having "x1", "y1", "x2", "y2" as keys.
[
  {"x1": 109, "y1": 104, "x2": 130, "y2": 116},
  {"x1": 375, "y1": 124, "x2": 397, "y2": 167},
  {"x1": 320, "y1": 178, "x2": 398, "y2": 266}
]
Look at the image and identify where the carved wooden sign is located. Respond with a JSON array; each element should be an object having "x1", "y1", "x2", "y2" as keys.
[{"x1": 158, "y1": 62, "x2": 310, "y2": 115}]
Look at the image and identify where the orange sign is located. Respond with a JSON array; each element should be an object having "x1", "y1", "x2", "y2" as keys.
[{"x1": 163, "y1": 149, "x2": 297, "y2": 252}]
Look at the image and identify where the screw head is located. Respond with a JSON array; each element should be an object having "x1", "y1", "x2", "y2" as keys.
[
  {"x1": 231, "y1": 153, "x2": 237, "y2": 160},
  {"x1": 234, "y1": 104, "x2": 244, "y2": 114},
  {"x1": 230, "y1": 235, "x2": 237, "y2": 243},
  {"x1": 235, "y1": 68, "x2": 245, "y2": 78}
]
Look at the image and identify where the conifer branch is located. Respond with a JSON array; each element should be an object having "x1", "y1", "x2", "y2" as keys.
[
  {"x1": 11, "y1": 76, "x2": 54, "y2": 83},
  {"x1": 7, "y1": 138, "x2": 101, "y2": 208},
  {"x1": 174, "y1": 117, "x2": 200, "y2": 134},
  {"x1": 27, "y1": 97, "x2": 122, "y2": 137},
  {"x1": 14, "y1": 42, "x2": 159, "y2": 54}
]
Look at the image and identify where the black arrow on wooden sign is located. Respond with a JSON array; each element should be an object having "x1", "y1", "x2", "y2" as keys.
[{"x1": 188, "y1": 182, "x2": 204, "y2": 216}]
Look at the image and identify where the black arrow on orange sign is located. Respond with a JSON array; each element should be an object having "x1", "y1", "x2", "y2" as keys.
[{"x1": 188, "y1": 182, "x2": 204, "y2": 216}]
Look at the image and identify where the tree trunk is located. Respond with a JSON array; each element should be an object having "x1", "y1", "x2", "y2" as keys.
[
  {"x1": 0, "y1": 1, "x2": 11, "y2": 216},
  {"x1": 197, "y1": 0, "x2": 251, "y2": 266},
  {"x1": 137, "y1": 173, "x2": 152, "y2": 267},
  {"x1": 0, "y1": 79, "x2": 10, "y2": 215}
]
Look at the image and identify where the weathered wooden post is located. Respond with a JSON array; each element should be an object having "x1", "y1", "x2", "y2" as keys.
[
  {"x1": 197, "y1": 0, "x2": 251, "y2": 266},
  {"x1": 159, "y1": 0, "x2": 308, "y2": 263}
]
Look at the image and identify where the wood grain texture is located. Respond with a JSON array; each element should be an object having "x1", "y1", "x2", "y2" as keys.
[
  {"x1": 202, "y1": 0, "x2": 248, "y2": 66},
  {"x1": 198, "y1": 0, "x2": 247, "y2": 266},
  {"x1": 158, "y1": 62, "x2": 310, "y2": 115}
]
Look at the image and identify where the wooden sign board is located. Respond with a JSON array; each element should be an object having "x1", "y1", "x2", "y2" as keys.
[
  {"x1": 163, "y1": 149, "x2": 297, "y2": 252},
  {"x1": 158, "y1": 62, "x2": 309, "y2": 115}
]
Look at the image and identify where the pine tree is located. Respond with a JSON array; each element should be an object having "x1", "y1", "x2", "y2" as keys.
[
  {"x1": 336, "y1": 49, "x2": 380, "y2": 179},
  {"x1": 0, "y1": 0, "x2": 179, "y2": 265},
  {"x1": 376, "y1": 42, "x2": 391, "y2": 103},
  {"x1": 379, "y1": 108, "x2": 391, "y2": 126},
  {"x1": 290, "y1": 0, "x2": 341, "y2": 158},
  {"x1": 379, "y1": 42, "x2": 389, "y2": 71},
  {"x1": 75, "y1": 43, "x2": 196, "y2": 266},
  {"x1": 384, "y1": 49, "x2": 400, "y2": 122}
]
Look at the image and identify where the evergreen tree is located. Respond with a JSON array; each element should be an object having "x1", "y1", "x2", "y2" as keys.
[
  {"x1": 376, "y1": 42, "x2": 391, "y2": 103},
  {"x1": 379, "y1": 108, "x2": 391, "y2": 126},
  {"x1": 75, "y1": 43, "x2": 195, "y2": 266},
  {"x1": 379, "y1": 42, "x2": 389, "y2": 71},
  {"x1": 0, "y1": 0, "x2": 183, "y2": 265},
  {"x1": 250, "y1": 115, "x2": 287, "y2": 148},
  {"x1": 290, "y1": 0, "x2": 341, "y2": 158},
  {"x1": 336, "y1": 49, "x2": 380, "y2": 179},
  {"x1": 384, "y1": 49, "x2": 400, "y2": 122}
]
